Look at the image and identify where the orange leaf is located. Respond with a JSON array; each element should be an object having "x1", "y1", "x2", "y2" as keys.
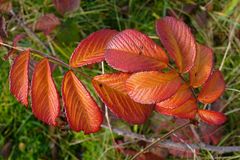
[
  {"x1": 156, "y1": 16, "x2": 196, "y2": 73},
  {"x1": 35, "y1": 14, "x2": 60, "y2": 35},
  {"x1": 31, "y1": 58, "x2": 60, "y2": 126},
  {"x1": 52, "y1": 0, "x2": 80, "y2": 15},
  {"x1": 105, "y1": 29, "x2": 169, "y2": 72},
  {"x1": 70, "y1": 29, "x2": 118, "y2": 67},
  {"x1": 198, "y1": 109, "x2": 227, "y2": 125},
  {"x1": 156, "y1": 84, "x2": 193, "y2": 109},
  {"x1": 126, "y1": 71, "x2": 182, "y2": 104},
  {"x1": 92, "y1": 73, "x2": 153, "y2": 124},
  {"x1": 198, "y1": 70, "x2": 225, "y2": 104},
  {"x1": 9, "y1": 50, "x2": 30, "y2": 106},
  {"x1": 62, "y1": 71, "x2": 103, "y2": 133},
  {"x1": 155, "y1": 98, "x2": 197, "y2": 119},
  {"x1": 190, "y1": 44, "x2": 213, "y2": 88}
]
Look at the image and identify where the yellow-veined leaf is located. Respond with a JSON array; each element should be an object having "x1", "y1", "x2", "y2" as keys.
[
  {"x1": 198, "y1": 70, "x2": 225, "y2": 104},
  {"x1": 62, "y1": 71, "x2": 103, "y2": 133},
  {"x1": 156, "y1": 84, "x2": 193, "y2": 109},
  {"x1": 31, "y1": 58, "x2": 60, "y2": 126},
  {"x1": 9, "y1": 50, "x2": 30, "y2": 106},
  {"x1": 156, "y1": 16, "x2": 196, "y2": 73},
  {"x1": 155, "y1": 98, "x2": 197, "y2": 119},
  {"x1": 105, "y1": 29, "x2": 169, "y2": 72},
  {"x1": 126, "y1": 71, "x2": 182, "y2": 104},
  {"x1": 190, "y1": 44, "x2": 213, "y2": 88},
  {"x1": 198, "y1": 109, "x2": 227, "y2": 125},
  {"x1": 70, "y1": 29, "x2": 118, "y2": 67},
  {"x1": 92, "y1": 73, "x2": 153, "y2": 124}
]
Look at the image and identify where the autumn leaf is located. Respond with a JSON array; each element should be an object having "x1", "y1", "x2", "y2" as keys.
[
  {"x1": 190, "y1": 44, "x2": 213, "y2": 88},
  {"x1": 35, "y1": 14, "x2": 60, "y2": 35},
  {"x1": 105, "y1": 29, "x2": 169, "y2": 72},
  {"x1": 70, "y1": 29, "x2": 118, "y2": 67},
  {"x1": 52, "y1": 0, "x2": 80, "y2": 15},
  {"x1": 92, "y1": 73, "x2": 153, "y2": 124},
  {"x1": 9, "y1": 50, "x2": 30, "y2": 106},
  {"x1": 126, "y1": 71, "x2": 182, "y2": 104},
  {"x1": 198, "y1": 109, "x2": 227, "y2": 125},
  {"x1": 198, "y1": 70, "x2": 225, "y2": 104},
  {"x1": 156, "y1": 16, "x2": 196, "y2": 73},
  {"x1": 155, "y1": 98, "x2": 197, "y2": 119},
  {"x1": 156, "y1": 84, "x2": 193, "y2": 109},
  {"x1": 62, "y1": 71, "x2": 103, "y2": 133},
  {"x1": 31, "y1": 58, "x2": 60, "y2": 126}
]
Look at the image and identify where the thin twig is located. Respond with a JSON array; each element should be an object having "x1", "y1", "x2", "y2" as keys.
[
  {"x1": 101, "y1": 62, "x2": 115, "y2": 144},
  {"x1": 10, "y1": 10, "x2": 50, "y2": 52},
  {"x1": 130, "y1": 121, "x2": 191, "y2": 159}
]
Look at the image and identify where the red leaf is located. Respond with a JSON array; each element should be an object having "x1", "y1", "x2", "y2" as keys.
[
  {"x1": 9, "y1": 50, "x2": 30, "y2": 106},
  {"x1": 155, "y1": 98, "x2": 197, "y2": 119},
  {"x1": 62, "y1": 71, "x2": 103, "y2": 133},
  {"x1": 31, "y1": 58, "x2": 60, "y2": 126},
  {"x1": 70, "y1": 29, "x2": 118, "y2": 67},
  {"x1": 105, "y1": 29, "x2": 169, "y2": 72},
  {"x1": 126, "y1": 71, "x2": 182, "y2": 104},
  {"x1": 92, "y1": 73, "x2": 153, "y2": 124},
  {"x1": 198, "y1": 109, "x2": 227, "y2": 125},
  {"x1": 190, "y1": 44, "x2": 213, "y2": 88},
  {"x1": 156, "y1": 84, "x2": 192, "y2": 109},
  {"x1": 198, "y1": 70, "x2": 225, "y2": 104},
  {"x1": 156, "y1": 16, "x2": 196, "y2": 73},
  {"x1": 52, "y1": 0, "x2": 80, "y2": 15},
  {"x1": 35, "y1": 14, "x2": 60, "y2": 35}
]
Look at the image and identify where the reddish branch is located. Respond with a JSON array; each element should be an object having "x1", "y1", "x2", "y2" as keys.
[{"x1": 1, "y1": 42, "x2": 240, "y2": 155}]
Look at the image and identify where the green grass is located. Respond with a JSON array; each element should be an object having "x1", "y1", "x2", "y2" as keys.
[{"x1": 1, "y1": 0, "x2": 240, "y2": 159}]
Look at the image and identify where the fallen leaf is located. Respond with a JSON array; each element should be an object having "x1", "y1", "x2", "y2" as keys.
[
  {"x1": 52, "y1": 0, "x2": 80, "y2": 15},
  {"x1": 35, "y1": 13, "x2": 60, "y2": 35}
]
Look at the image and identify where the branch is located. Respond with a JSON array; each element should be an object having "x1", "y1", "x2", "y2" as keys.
[
  {"x1": 101, "y1": 125, "x2": 240, "y2": 154},
  {"x1": 0, "y1": 42, "x2": 91, "y2": 80},
  {"x1": 10, "y1": 10, "x2": 50, "y2": 52}
]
